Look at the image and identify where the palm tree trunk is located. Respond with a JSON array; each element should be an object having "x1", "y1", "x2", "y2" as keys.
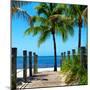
[
  {"x1": 52, "y1": 33, "x2": 57, "y2": 71},
  {"x1": 50, "y1": 3, "x2": 57, "y2": 71},
  {"x1": 78, "y1": 26, "x2": 81, "y2": 49},
  {"x1": 78, "y1": 16, "x2": 82, "y2": 51}
]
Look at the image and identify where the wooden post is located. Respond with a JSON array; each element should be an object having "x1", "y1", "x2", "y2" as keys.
[
  {"x1": 33, "y1": 53, "x2": 38, "y2": 74},
  {"x1": 61, "y1": 52, "x2": 63, "y2": 69},
  {"x1": 80, "y1": 47, "x2": 87, "y2": 69},
  {"x1": 29, "y1": 51, "x2": 32, "y2": 78},
  {"x1": 72, "y1": 49, "x2": 76, "y2": 60},
  {"x1": 63, "y1": 52, "x2": 66, "y2": 60},
  {"x1": 72, "y1": 49, "x2": 76, "y2": 64},
  {"x1": 36, "y1": 55, "x2": 38, "y2": 73},
  {"x1": 67, "y1": 51, "x2": 70, "y2": 63},
  {"x1": 11, "y1": 48, "x2": 17, "y2": 90},
  {"x1": 23, "y1": 50, "x2": 27, "y2": 82},
  {"x1": 72, "y1": 49, "x2": 76, "y2": 57}
]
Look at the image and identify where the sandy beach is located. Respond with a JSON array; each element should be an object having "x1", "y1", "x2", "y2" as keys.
[{"x1": 17, "y1": 67, "x2": 61, "y2": 78}]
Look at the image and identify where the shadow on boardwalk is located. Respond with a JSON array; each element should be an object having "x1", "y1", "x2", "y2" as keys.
[{"x1": 17, "y1": 71, "x2": 67, "y2": 89}]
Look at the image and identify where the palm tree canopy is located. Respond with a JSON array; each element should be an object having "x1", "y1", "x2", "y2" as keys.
[
  {"x1": 67, "y1": 5, "x2": 87, "y2": 26},
  {"x1": 25, "y1": 3, "x2": 74, "y2": 47},
  {"x1": 67, "y1": 5, "x2": 87, "y2": 48}
]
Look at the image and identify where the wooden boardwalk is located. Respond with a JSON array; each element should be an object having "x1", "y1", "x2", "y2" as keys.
[{"x1": 17, "y1": 71, "x2": 67, "y2": 89}]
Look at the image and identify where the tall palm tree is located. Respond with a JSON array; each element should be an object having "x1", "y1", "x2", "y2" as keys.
[
  {"x1": 25, "y1": 3, "x2": 74, "y2": 71},
  {"x1": 68, "y1": 5, "x2": 87, "y2": 49}
]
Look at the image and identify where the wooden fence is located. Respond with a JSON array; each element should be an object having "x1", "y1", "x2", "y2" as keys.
[
  {"x1": 60, "y1": 47, "x2": 87, "y2": 70},
  {"x1": 11, "y1": 46, "x2": 87, "y2": 89},
  {"x1": 11, "y1": 48, "x2": 38, "y2": 90}
]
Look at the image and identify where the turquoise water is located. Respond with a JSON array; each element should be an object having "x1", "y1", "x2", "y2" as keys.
[{"x1": 17, "y1": 56, "x2": 61, "y2": 69}]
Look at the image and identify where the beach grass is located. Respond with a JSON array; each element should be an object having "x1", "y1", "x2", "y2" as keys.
[{"x1": 61, "y1": 55, "x2": 88, "y2": 85}]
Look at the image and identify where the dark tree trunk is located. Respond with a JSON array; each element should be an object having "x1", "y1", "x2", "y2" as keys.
[
  {"x1": 78, "y1": 26, "x2": 81, "y2": 48},
  {"x1": 78, "y1": 15, "x2": 82, "y2": 50},
  {"x1": 52, "y1": 32, "x2": 57, "y2": 71},
  {"x1": 50, "y1": 3, "x2": 57, "y2": 71}
]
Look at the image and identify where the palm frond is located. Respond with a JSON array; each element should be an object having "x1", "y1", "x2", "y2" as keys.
[
  {"x1": 11, "y1": 0, "x2": 29, "y2": 14},
  {"x1": 82, "y1": 7, "x2": 88, "y2": 25},
  {"x1": 25, "y1": 24, "x2": 51, "y2": 47},
  {"x1": 55, "y1": 18, "x2": 74, "y2": 41},
  {"x1": 30, "y1": 16, "x2": 48, "y2": 26},
  {"x1": 11, "y1": 7, "x2": 19, "y2": 15},
  {"x1": 55, "y1": 23, "x2": 67, "y2": 41},
  {"x1": 24, "y1": 27, "x2": 32, "y2": 35},
  {"x1": 67, "y1": 23, "x2": 74, "y2": 36},
  {"x1": 53, "y1": 4, "x2": 66, "y2": 14},
  {"x1": 38, "y1": 30, "x2": 50, "y2": 47},
  {"x1": 12, "y1": 7, "x2": 31, "y2": 24},
  {"x1": 24, "y1": 26, "x2": 42, "y2": 36},
  {"x1": 51, "y1": 14, "x2": 74, "y2": 37},
  {"x1": 35, "y1": 3, "x2": 50, "y2": 17},
  {"x1": 11, "y1": 0, "x2": 29, "y2": 8},
  {"x1": 49, "y1": 14, "x2": 74, "y2": 24},
  {"x1": 11, "y1": 0, "x2": 30, "y2": 24}
]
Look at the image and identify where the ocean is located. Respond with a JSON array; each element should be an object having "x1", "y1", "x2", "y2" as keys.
[{"x1": 17, "y1": 56, "x2": 61, "y2": 69}]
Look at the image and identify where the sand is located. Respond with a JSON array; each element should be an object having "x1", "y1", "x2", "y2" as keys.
[{"x1": 17, "y1": 67, "x2": 61, "y2": 78}]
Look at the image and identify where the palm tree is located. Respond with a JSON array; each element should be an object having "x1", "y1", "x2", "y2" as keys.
[
  {"x1": 25, "y1": 3, "x2": 74, "y2": 71},
  {"x1": 68, "y1": 5, "x2": 87, "y2": 49}
]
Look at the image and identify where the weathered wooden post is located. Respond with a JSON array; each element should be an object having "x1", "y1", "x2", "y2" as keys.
[
  {"x1": 72, "y1": 49, "x2": 76, "y2": 64},
  {"x1": 63, "y1": 52, "x2": 66, "y2": 60},
  {"x1": 72, "y1": 49, "x2": 76, "y2": 58},
  {"x1": 11, "y1": 48, "x2": 17, "y2": 90},
  {"x1": 29, "y1": 51, "x2": 32, "y2": 78},
  {"x1": 23, "y1": 50, "x2": 27, "y2": 82},
  {"x1": 61, "y1": 52, "x2": 63, "y2": 69},
  {"x1": 33, "y1": 52, "x2": 38, "y2": 74},
  {"x1": 80, "y1": 47, "x2": 87, "y2": 69},
  {"x1": 67, "y1": 51, "x2": 70, "y2": 63},
  {"x1": 36, "y1": 55, "x2": 38, "y2": 73}
]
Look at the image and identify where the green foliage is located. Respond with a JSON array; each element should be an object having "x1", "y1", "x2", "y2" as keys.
[
  {"x1": 61, "y1": 55, "x2": 88, "y2": 85},
  {"x1": 61, "y1": 58, "x2": 72, "y2": 72},
  {"x1": 78, "y1": 66, "x2": 88, "y2": 85},
  {"x1": 25, "y1": 3, "x2": 74, "y2": 47}
]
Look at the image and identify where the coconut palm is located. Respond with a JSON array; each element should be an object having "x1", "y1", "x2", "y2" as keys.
[
  {"x1": 68, "y1": 5, "x2": 87, "y2": 49},
  {"x1": 25, "y1": 3, "x2": 74, "y2": 71}
]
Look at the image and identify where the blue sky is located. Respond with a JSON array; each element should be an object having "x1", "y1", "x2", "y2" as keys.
[{"x1": 12, "y1": 2, "x2": 87, "y2": 56}]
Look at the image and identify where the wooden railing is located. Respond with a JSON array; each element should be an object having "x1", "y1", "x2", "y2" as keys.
[
  {"x1": 11, "y1": 46, "x2": 87, "y2": 89},
  {"x1": 60, "y1": 47, "x2": 87, "y2": 69},
  {"x1": 11, "y1": 48, "x2": 38, "y2": 90}
]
